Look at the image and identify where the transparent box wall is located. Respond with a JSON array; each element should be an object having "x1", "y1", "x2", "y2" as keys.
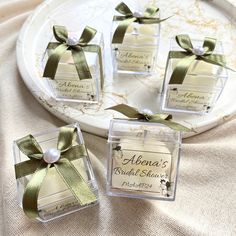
[
  {"x1": 111, "y1": 13, "x2": 160, "y2": 75},
  {"x1": 42, "y1": 32, "x2": 104, "y2": 103},
  {"x1": 107, "y1": 119, "x2": 181, "y2": 201},
  {"x1": 161, "y1": 38, "x2": 228, "y2": 114},
  {"x1": 13, "y1": 124, "x2": 99, "y2": 222}
]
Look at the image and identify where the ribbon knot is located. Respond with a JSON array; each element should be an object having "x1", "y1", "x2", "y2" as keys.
[
  {"x1": 14, "y1": 126, "x2": 97, "y2": 219},
  {"x1": 106, "y1": 104, "x2": 191, "y2": 132},
  {"x1": 112, "y1": 2, "x2": 171, "y2": 44},
  {"x1": 168, "y1": 34, "x2": 234, "y2": 85},
  {"x1": 43, "y1": 25, "x2": 104, "y2": 85}
]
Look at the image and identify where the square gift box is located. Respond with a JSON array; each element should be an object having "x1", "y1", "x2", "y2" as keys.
[
  {"x1": 111, "y1": 2, "x2": 160, "y2": 75},
  {"x1": 161, "y1": 36, "x2": 228, "y2": 114},
  {"x1": 13, "y1": 124, "x2": 99, "y2": 222},
  {"x1": 107, "y1": 119, "x2": 181, "y2": 200},
  {"x1": 43, "y1": 26, "x2": 104, "y2": 103}
]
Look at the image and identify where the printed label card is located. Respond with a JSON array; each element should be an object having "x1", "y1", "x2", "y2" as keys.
[
  {"x1": 111, "y1": 141, "x2": 173, "y2": 197},
  {"x1": 166, "y1": 87, "x2": 214, "y2": 112},
  {"x1": 115, "y1": 47, "x2": 155, "y2": 72},
  {"x1": 49, "y1": 79, "x2": 97, "y2": 101}
]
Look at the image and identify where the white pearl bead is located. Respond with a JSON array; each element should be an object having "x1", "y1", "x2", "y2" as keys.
[
  {"x1": 67, "y1": 33, "x2": 79, "y2": 46},
  {"x1": 193, "y1": 46, "x2": 205, "y2": 56},
  {"x1": 133, "y1": 11, "x2": 142, "y2": 17},
  {"x1": 43, "y1": 148, "x2": 60, "y2": 164},
  {"x1": 141, "y1": 108, "x2": 153, "y2": 116}
]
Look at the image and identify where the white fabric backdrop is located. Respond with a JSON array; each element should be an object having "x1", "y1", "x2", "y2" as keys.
[{"x1": 0, "y1": 0, "x2": 236, "y2": 235}]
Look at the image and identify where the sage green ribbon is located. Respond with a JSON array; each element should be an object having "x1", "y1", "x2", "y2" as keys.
[
  {"x1": 14, "y1": 126, "x2": 97, "y2": 219},
  {"x1": 168, "y1": 34, "x2": 233, "y2": 84},
  {"x1": 112, "y1": 2, "x2": 170, "y2": 44},
  {"x1": 43, "y1": 25, "x2": 104, "y2": 86},
  {"x1": 106, "y1": 104, "x2": 191, "y2": 132}
]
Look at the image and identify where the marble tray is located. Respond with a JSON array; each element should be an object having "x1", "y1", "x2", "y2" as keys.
[{"x1": 16, "y1": 0, "x2": 236, "y2": 138}]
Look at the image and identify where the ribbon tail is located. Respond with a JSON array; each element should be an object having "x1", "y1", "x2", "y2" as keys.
[
  {"x1": 22, "y1": 163, "x2": 49, "y2": 219},
  {"x1": 149, "y1": 119, "x2": 191, "y2": 132},
  {"x1": 112, "y1": 17, "x2": 136, "y2": 44},
  {"x1": 149, "y1": 114, "x2": 172, "y2": 120},
  {"x1": 156, "y1": 15, "x2": 173, "y2": 23},
  {"x1": 113, "y1": 16, "x2": 130, "y2": 21},
  {"x1": 72, "y1": 47, "x2": 92, "y2": 80},
  {"x1": 201, "y1": 56, "x2": 236, "y2": 72},
  {"x1": 54, "y1": 159, "x2": 97, "y2": 205},
  {"x1": 43, "y1": 44, "x2": 69, "y2": 79},
  {"x1": 106, "y1": 104, "x2": 143, "y2": 119},
  {"x1": 140, "y1": 15, "x2": 173, "y2": 24},
  {"x1": 169, "y1": 54, "x2": 196, "y2": 84}
]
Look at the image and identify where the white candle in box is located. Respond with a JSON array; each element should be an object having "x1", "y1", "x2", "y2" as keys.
[
  {"x1": 113, "y1": 24, "x2": 159, "y2": 72},
  {"x1": 22, "y1": 158, "x2": 90, "y2": 211},
  {"x1": 107, "y1": 118, "x2": 181, "y2": 200},
  {"x1": 165, "y1": 58, "x2": 226, "y2": 112},
  {"x1": 53, "y1": 51, "x2": 98, "y2": 78},
  {"x1": 14, "y1": 125, "x2": 99, "y2": 221},
  {"x1": 170, "y1": 59, "x2": 223, "y2": 88},
  {"x1": 123, "y1": 25, "x2": 158, "y2": 44},
  {"x1": 46, "y1": 30, "x2": 102, "y2": 79},
  {"x1": 44, "y1": 30, "x2": 103, "y2": 102},
  {"x1": 45, "y1": 50, "x2": 99, "y2": 101}
]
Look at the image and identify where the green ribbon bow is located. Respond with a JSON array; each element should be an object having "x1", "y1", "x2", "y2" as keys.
[
  {"x1": 106, "y1": 104, "x2": 191, "y2": 132},
  {"x1": 112, "y1": 2, "x2": 170, "y2": 44},
  {"x1": 14, "y1": 126, "x2": 97, "y2": 219},
  {"x1": 43, "y1": 25, "x2": 104, "y2": 86},
  {"x1": 168, "y1": 34, "x2": 233, "y2": 84}
]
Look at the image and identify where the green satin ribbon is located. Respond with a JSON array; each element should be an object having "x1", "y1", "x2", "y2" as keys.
[
  {"x1": 43, "y1": 25, "x2": 104, "y2": 86},
  {"x1": 106, "y1": 104, "x2": 191, "y2": 132},
  {"x1": 14, "y1": 126, "x2": 97, "y2": 219},
  {"x1": 112, "y1": 2, "x2": 170, "y2": 44},
  {"x1": 168, "y1": 34, "x2": 233, "y2": 84}
]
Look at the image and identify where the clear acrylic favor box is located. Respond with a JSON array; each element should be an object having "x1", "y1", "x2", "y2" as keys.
[
  {"x1": 111, "y1": 13, "x2": 160, "y2": 75},
  {"x1": 161, "y1": 38, "x2": 228, "y2": 114},
  {"x1": 43, "y1": 31, "x2": 104, "y2": 103},
  {"x1": 107, "y1": 119, "x2": 181, "y2": 201},
  {"x1": 13, "y1": 124, "x2": 99, "y2": 222}
]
